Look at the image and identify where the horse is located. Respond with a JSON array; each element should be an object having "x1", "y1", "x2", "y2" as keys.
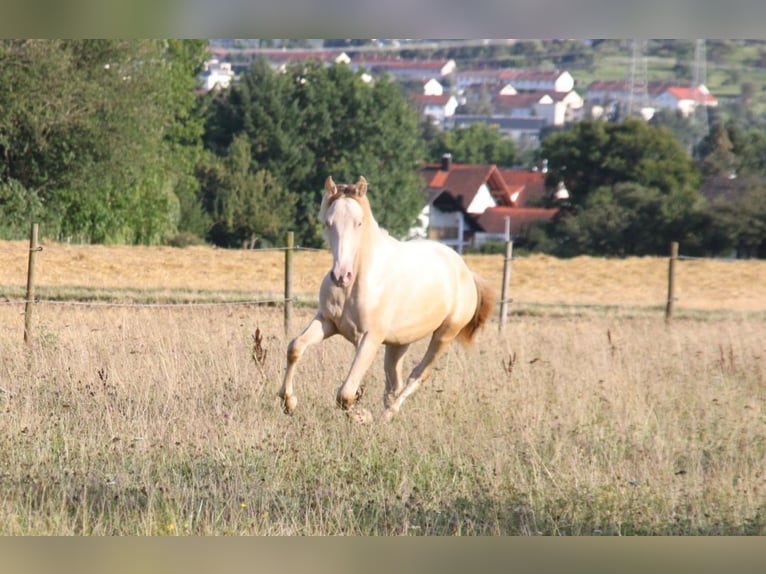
[{"x1": 278, "y1": 175, "x2": 495, "y2": 422}]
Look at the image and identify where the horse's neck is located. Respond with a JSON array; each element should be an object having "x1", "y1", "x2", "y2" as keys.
[{"x1": 354, "y1": 216, "x2": 387, "y2": 283}]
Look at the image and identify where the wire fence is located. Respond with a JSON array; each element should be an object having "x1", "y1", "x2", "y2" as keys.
[{"x1": 6, "y1": 224, "x2": 741, "y2": 344}]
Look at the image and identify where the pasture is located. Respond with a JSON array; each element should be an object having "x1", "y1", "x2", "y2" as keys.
[{"x1": 0, "y1": 240, "x2": 764, "y2": 534}]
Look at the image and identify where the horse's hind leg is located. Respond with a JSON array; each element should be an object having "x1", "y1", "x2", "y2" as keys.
[
  {"x1": 383, "y1": 343, "x2": 410, "y2": 409},
  {"x1": 385, "y1": 332, "x2": 455, "y2": 421},
  {"x1": 278, "y1": 313, "x2": 336, "y2": 414}
]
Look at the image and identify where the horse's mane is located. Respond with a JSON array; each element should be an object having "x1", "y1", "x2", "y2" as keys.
[{"x1": 320, "y1": 179, "x2": 373, "y2": 221}]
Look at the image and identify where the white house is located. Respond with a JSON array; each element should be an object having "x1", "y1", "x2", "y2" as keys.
[
  {"x1": 454, "y1": 68, "x2": 574, "y2": 94},
  {"x1": 413, "y1": 94, "x2": 459, "y2": 126},
  {"x1": 499, "y1": 69, "x2": 575, "y2": 93},
  {"x1": 587, "y1": 80, "x2": 718, "y2": 117},
  {"x1": 199, "y1": 59, "x2": 235, "y2": 91},
  {"x1": 653, "y1": 85, "x2": 718, "y2": 117},
  {"x1": 423, "y1": 78, "x2": 444, "y2": 96}
]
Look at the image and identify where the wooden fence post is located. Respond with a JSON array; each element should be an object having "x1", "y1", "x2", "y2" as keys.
[
  {"x1": 24, "y1": 223, "x2": 41, "y2": 344},
  {"x1": 665, "y1": 241, "x2": 678, "y2": 322},
  {"x1": 499, "y1": 216, "x2": 513, "y2": 333},
  {"x1": 284, "y1": 231, "x2": 294, "y2": 336}
]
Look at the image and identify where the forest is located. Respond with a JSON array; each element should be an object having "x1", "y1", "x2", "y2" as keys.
[{"x1": 1, "y1": 39, "x2": 765, "y2": 257}]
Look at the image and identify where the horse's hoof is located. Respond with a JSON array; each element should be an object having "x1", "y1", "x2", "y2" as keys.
[
  {"x1": 383, "y1": 407, "x2": 398, "y2": 423},
  {"x1": 348, "y1": 407, "x2": 373, "y2": 425},
  {"x1": 282, "y1": 395, "x2": 297, "y2": 414}
]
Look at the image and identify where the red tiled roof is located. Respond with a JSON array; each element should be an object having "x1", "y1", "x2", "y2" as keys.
[
  {"x1": 420, "y1": 163, "x2": 511, "y2": 209},
  {"x1": 664, "y1": 86, "x2": 718, "y2": 104},
  {"x1": 498, "y1": 169, "x2": 546, "y2": 207},
  {"x1": 493, "y1": 93, "x2": 547, "y2": 108},
  {"x1": 477, "y1": 206, "x2": 558, "y2": 235}
]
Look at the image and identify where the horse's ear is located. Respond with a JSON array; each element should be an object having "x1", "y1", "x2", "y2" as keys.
[
  {"x1": 354, "y1": 176, "x2": 368, "y2": 197},
  {"x1": 324, "y1": 176, "x2": 338, "y2": 197}
]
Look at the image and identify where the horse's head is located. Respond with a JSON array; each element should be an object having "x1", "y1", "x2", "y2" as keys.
[{"x1": 321, "y1": 175, "x2": 368, "y2": 288}]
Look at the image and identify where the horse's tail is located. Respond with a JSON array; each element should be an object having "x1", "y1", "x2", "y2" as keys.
[{"x1": 457, "y1": 272, "x2": 495, "y2": 346}]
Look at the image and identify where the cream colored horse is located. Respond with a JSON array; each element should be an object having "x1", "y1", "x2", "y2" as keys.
[{"x1": 278, "y1": 175, "x2": 494, "y2": 421}]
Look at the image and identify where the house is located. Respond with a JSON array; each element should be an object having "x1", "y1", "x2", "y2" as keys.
[
  {"x1": 254, "y1": 49, "x2": 351, "y2": 71},
  {"x1": 474, "y1": 169, "x2": 558, "y2": 246},
  {"x1": 199, "y1": 59, "x2": 235, "y2": 92},
  {"x1": 455, "y1": 68, "x2": 575, "y2": 94},
  {"x1": 492, "y1": 90, "x2": 584, "y2": 126},
  {"x1": 499, "y1": 69, "x2": 575, "y2": 93},
  {"x1": 413, "y1": 94, "x2": 459, "y2": 126},
  {"x1": 587, "y1": 80, "x2": 718, "y2": 118},
  {"x1": 414, "y1": 155, "x2": 558, "y2": 252},
  {"x1": 352, "y1": 56, "x2": 456, "y2": 82},
  {"x1": 423, "y1": 78, "x2": 444, "y2": 96},
  {"x1": 653, "y1": 85, "x2": 718, "y2": 117},
  {"x1": 447, "y1": 115, "x2": 547, "y2": 147},
  {"x1": 498, "y1": 168, "x2": 547, "y2": 207}
]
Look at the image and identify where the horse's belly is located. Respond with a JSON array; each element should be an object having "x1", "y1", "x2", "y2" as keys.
[{"x1": 382, "y1": 297, "x2": 451, "y2": 345}]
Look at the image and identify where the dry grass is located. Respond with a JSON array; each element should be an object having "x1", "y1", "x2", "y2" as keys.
[
  {"x1": 1, "y1": 240, "x2": 766, "y2": 312},
  {"x1": 0, "y1": 240, "x2": 764, "y2": 534},
  {"x1": 0, "y1": 305, "x2": 764, "y2": 534}
]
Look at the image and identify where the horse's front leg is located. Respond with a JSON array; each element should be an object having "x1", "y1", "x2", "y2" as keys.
[
  {"x1": 278, "y1": 313, "x2": 336, "y2": 414},
  {"x1": 336, "y1": 331, "x2": 381, "y2": 412},
  {"x1": 383, "y1": 343, "x2": 410, "y2": 410}
]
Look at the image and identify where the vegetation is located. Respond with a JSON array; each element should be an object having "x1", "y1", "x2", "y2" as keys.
[
  {"x1": 0, "y1": 39, "x2": 208, "y2": 244},
  {"x1": 2, "y1": 39, "x2": 766, "y2": 258},
  {"x1": 1, "y1": 240, "x2": 764, "y2": 534},
  {"x1": 203, "y1": 58, "x2": 425, "y2": 247},
  {"x1": 1, "y1": 302, "x2": 763, "y2": 534}
]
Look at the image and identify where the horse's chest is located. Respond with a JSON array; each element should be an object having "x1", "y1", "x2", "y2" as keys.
[{"x1": 321, "y1": 288, "x2": 366, "y2": 343}]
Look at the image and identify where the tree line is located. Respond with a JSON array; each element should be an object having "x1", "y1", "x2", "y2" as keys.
[{"x1": 1, "y1": 40, "x2": 764, "y2": 257}]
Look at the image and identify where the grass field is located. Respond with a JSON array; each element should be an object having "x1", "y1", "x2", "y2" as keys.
[{"x1": 0, "y1": 240, "x2": 764, "y2": 534}]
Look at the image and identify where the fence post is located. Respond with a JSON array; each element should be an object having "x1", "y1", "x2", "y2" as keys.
[
  {"x1": 284, "y1": 231, "x2": 294, "y2": 337},
  {"x1": 499, "y1": 216, "x2": 513, "y2": 333},
  {"x1": 665, "y1": 241, "x2": 678, "y2": 322},
  {"x1": 24, "y1": 222, "x2": 41, "y2": 344}
]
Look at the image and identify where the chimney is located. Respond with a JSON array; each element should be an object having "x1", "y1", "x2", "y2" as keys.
[{"x1": 441, "y1": 153, "x2": 452, "y2": 171}]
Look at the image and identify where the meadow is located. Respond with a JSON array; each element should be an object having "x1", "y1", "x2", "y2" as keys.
[{"x1": 0, "y1": 240, "x2": 764, "y2": 534}]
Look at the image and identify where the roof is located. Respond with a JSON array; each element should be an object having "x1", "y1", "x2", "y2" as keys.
[
  {"x1": 493, "y1": 93, "x2": 549, "y2": 109},
  {"x1": 477, "y1": 206, "x2": 558, "y2": 236},
  {"x1": 498, "y1": 69, "x2": 567, "y2": 82},
  {"x1": 663, "y1": 86, "x2": 718, "y2": 104},
  {"x1": 413, "y1": 94, "x2": 454, "y2": 106},
  {"x1": 353, "y1": 57, "x2": 454, "y2": 72},
  {"x1": 497, "y1": 169, "x2": 547, "y2": 207},
  {"x1": 587, "y1": 80, "x2": 711, "y2": 97},
  {"x1": 419, "y1": 163, "x2": 512, "y2": 208}
]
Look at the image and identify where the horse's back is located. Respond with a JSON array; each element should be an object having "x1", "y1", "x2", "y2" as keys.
[{"x1": 371, "y1": 238, "x2": 479, "y2": 344}]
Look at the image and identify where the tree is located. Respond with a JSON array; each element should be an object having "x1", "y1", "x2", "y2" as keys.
[
  {"x1": 204, "y1": 60, "x2": 425, "y2": 246},
  {"x1": 539, "y1": 118, "x2": 700, "y2": 206},
  {"x1": 0, "y1": 40, "x2": 209, "y2": 244},
  {"x1": 536, "y1": 118, "x2": 705, "y2": 256},
  {"x1": 548, "y1": 182, "x2": 708, "y2": 257},
  {"x1": 426, "y1": 123, "x2": 518, "y2": 166},
  {"x1": 197, "y1": 135, "x2": 296, "y2": 248}
]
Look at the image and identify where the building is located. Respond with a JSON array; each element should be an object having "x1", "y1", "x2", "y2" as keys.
[{"x1": 414, "y1": 155, "x2": 558, "y2": 252}]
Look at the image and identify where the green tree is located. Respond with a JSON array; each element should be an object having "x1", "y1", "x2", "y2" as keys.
[
  {"x1": 197, "y1": 135, "x2": 296, "y2": 248},
  {"x1": 539, "y1": 118, "x2": 700, "y2": 206},
  {"x1": 537, "y1": 119, "x2": 705, "y2": 256},
  {"x1": 204, "y1": 60, "x2": 425, "y2": 246},
  {"x1": 0, "y1": 40, "x2": 208, "y2": 244},
  {"x1": 549, "y1": 182, "x2": 708, "y2": 257},
  {"x1": 426, "y1": 123, "x2": 518, "y2": 166}
]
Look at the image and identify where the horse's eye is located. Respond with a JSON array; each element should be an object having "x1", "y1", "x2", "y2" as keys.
[{"x1": 355, "y1": 220, "x2": 362, "y2": 228}]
